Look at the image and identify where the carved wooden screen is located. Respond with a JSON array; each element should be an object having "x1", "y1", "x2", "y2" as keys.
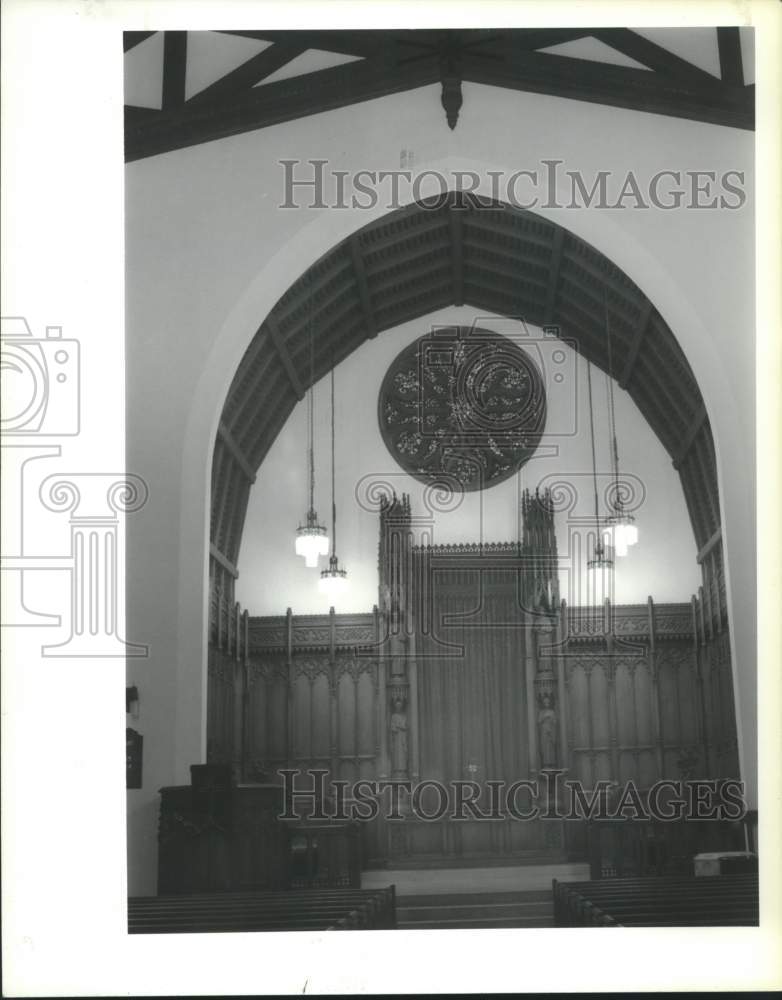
[
  {"x1": 560, "y1": 604, "x2": 739, "y2": 789},
  {"x1": 241, "y1": 651, "x2": 379, "y2": 785},
  {"x1": 416, "y1": 567, "x2": 532, "y2": 788},
  {"x1": 206, "y1": 594, "x2": 739, "y2": 865}
]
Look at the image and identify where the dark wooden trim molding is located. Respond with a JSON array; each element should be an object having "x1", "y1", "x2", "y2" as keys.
[
  {"x1": 449, "y1": 209, "x2": 464, "y2": 306},
  {"x1": 125, "y1": 29, "x2": 755, "y2": 161},
  {"x1": 461, "y1": 48, "x2": 753, "y2": 132},
  {"x1": 544, "y1": 228, "x2": 565, "y2": 325},
  {"x1": 717, "y1": 27, "x2": 744, "y2": 87},
  {"x1": 267, "y1": 317, "x2": 305, "y2": 400},
  {"x1": 696, "y1": 527, "x2": 722, "y2": 565},
  {"x1": 619, "y1": 300, "x2": 653, "y2": 389},
  {"x1": 210, "y1": 542, "x2": 240, "y2": 578},
  {"x1": 218, "y1": 423, "x2": 257, "y2": 484},
  {"x1": 672, "y1": 403, "x2": 708, "y2": 469},
  {"x1": 187, "y1": 42, "x2": 307, "y2": 106},
  {"x1": 124, "y1": 31, "x2": 156, "y2": 53},
  {"x1": 350, "y1": 237, "x2": 377, "y2": 338},
  {"x1": 162, "y1": 31, "x2": 188, "y2": 111}
]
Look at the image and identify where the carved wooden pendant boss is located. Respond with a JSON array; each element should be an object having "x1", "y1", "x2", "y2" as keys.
[{"x1": 378, "y1": 326, "x2": 546, "y2": 491}]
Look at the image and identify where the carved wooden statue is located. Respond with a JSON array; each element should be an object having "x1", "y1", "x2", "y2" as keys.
[
  {"x1": 537, "y1": 689, "x2": 558, "y2": 769},
  {"x1": 390, "y1": 694, "x2": 409, "y2": 776}
]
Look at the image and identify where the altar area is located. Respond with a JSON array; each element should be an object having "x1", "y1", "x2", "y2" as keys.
[{"x1": 199, "y1": 490, "x2": 739, "y2": 876}]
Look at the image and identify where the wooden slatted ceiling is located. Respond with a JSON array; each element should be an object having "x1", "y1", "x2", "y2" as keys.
[{"x1": 209, "y1": 196, "x2": 722, "y2": 571}]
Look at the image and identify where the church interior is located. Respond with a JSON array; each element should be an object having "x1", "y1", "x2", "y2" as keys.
[{"x1": 123, "y1": 26, "x2": 758, "y2": 932}]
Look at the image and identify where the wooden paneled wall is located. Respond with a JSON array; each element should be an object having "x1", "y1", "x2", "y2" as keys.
[{"x1": 206, "y1": 594, "x2": 739, "y2": 864}]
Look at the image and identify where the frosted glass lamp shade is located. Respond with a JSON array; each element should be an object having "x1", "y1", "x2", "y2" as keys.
[
  {"x1": 606, "y1": 511, "x2": 638, "y2": 558},
  {"x1": 295, "y1": 510, "x2": 329, "y2": 567},
  {"x1": 320, "y1": 555, "x2": 348, "y2": 601}
]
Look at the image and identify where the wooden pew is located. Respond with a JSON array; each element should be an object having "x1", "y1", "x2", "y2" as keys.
[
  {"x1": 552, "y1": 874, "x2": 758, "y2": 927},
  {"x1": 128, "y1": 886, "x2": 395, "y2": 933}
]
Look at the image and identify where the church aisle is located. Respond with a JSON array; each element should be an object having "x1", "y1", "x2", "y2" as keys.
[
  {"x1": 361, "y1": 861, "x2": 589, "y2": 897},
  {"x1": 362, "y1": 863, "x2": 589, "y2": 929},
  {"x1": 395, "y1": 890, "x2": 556, "y2": 929}
]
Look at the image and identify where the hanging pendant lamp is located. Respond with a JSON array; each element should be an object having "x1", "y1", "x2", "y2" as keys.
[
  {"x1": 586, "y1": 358, "x2": 613, "y2": 606},
  {"x1": 295, "y1": 325, "x2": 329, "y2": 567},
  {"x1": 320, "y1": 363, "x2": 348, "y2": 601},
  {"x1": 602, "y1": 286, "x2": 638, "y2": 557}
]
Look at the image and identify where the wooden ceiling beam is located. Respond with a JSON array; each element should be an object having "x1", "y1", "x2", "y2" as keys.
[
  {"x1": 218, "y1": 28, "x2": 593, "y2": 60},
  {"x1": 448, "y1": 209, "x2": 464, "y2": 306},
  {"x1": 127, "y1": 29, "x2": 755, "y2": 162},
  {"x1": 216, "y1": 29, "x2": 383, "y2": 59},
  {"x1": 214, "y1": 461, "x2": 240, "y2": 553},
  {"x1": 633, "y1": 349, "x2": 693, "y2": 431},
  {"x1": 187, "y1": 41, "x2": 307, "y2": 105},
  {"x1": 461, "y1": 49, "x2": 754, "y2": 131},
  {"x1": 365, "y1": 239, "x2": 453, "y2": 278},
  {"x1": 162, "y1": 31, "x2": 188, "y2": 111},
  {"x1": 360, "y1": 219, "x2": 449, "y2": 259},
  {"x1": 672, "y1": 404, "x2": 708, "y2": 469},
  {"x1": 371, "y1": 260, "x2": 451, "y2": 300},
  {"x1": 350, "y1": 238, "x2": 377, "y2": 338},
  {"x1": 509, "y1": 28, "x2": 595, "y2": 51},
  {"x1": 696, "y1": 526, "x2": 722, "y2": 565},
  {"x1": 126, "y1": 54, "x2": 440, "y2": 161},
  {"x1": 209, "y1": 542, "x2": 239, "y2": 579},
  {"x1": 467, "y1": 260, "x2": 547, "y2": 299},
  {"x1": 221, "y1": 468, "x2": 248, "y2": 564},
  {"x1": 689, "y1": 433, "x2": 721, "y2": 533},
  {"x1": 591, "y1": 28, "x2": 718, "y2": 84},
  {"x1": 717, "y1": 27, "x2": 744, "y2": 86},
  {"x1": 464, "y1": 216, "x2": 552, "y2": 251},
  {"x1": 124, "y1": 31, "x2": 157, "y2": 53},
  {"x1": 619, "y1": 299, "x2": 653, "y2": 388},
  {"x1": 267, "y1": 317, "x2": 305, "y2": 400},
  {"x1": 543, "y1": 228, "x2": 565, "y2": 324},
  {"x1": 125, "y1": 106, "x2": 162, "y2": 126},
  {"x1": 246, "y1": 385, "x2": 297, "y2": 467},
  {"x1": 218, "y1": 423, "x2": 257, "y2": 483},
  {"x1": 224, "y1": 334, "x2": 271, "y2": 427}
]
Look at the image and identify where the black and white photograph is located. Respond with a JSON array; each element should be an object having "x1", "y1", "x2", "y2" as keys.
[{"x1": 2, "y1": 1, "x2": 781, "y2": 995}]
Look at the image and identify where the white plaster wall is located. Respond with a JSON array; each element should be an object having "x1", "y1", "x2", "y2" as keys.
[
  {"x1": 236, "y1": 309, "x2": 700, "y2": 615},
  {"x1": 125, "y1": 83, "x2": 755, "y2": 893}
]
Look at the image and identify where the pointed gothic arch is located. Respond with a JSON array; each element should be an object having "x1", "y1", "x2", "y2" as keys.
[{"x1": 210, "y1": 193, "x2": 726, "y2": 621}]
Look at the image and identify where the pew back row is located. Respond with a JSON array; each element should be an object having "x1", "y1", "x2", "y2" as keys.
[
  {"x1": 128, "y1": 887, "x2": 396, "y2": 933},
  {"x1": 552, "y1": 874, "x2": 759, "y2": 927}
]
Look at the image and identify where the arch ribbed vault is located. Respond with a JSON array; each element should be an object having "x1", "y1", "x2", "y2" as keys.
[{"x1": 210, "y1": 195, "x2": 722, "y2": 597}]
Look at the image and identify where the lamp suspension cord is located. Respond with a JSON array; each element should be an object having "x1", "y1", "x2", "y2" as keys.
[
  {"x1": 330, "y1": 362, "x2": 336, "y2": 558},
  {"x1": 308, "y1": 324, "x2": 315, "y2": 514},
  {"x1": 604, "y1": 285, "x2": 621, "y2": 509},
  {"x1": 586, "y1": 358, "x2": 602, "y2": 553}
]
